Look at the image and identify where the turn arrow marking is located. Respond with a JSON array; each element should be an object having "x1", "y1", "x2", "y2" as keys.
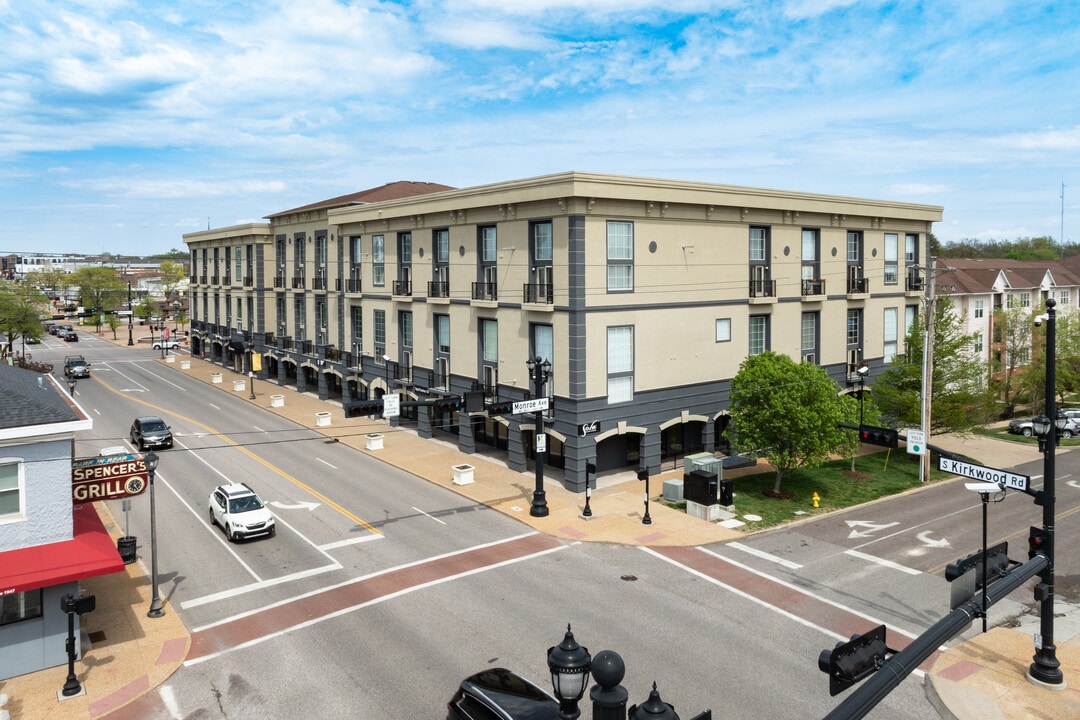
[
  {"x1": 270, "y1": 500, "x2": 321, "y2": 511},
  {"x1": 916, "y1": 531, "x2": 951, "y2": 548},
  {"x1": 845, "y1": 520, "x2": 899, "y2": 538}
]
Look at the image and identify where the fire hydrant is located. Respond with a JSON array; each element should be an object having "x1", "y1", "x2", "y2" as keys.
[{"x1": 812, "y1": 492, "x2": 820, "y2": 508}]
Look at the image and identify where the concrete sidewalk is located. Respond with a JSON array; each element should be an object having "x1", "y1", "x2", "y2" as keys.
[{"x1": 1, "y1": 339, "x2": 1077, "y2": 719}]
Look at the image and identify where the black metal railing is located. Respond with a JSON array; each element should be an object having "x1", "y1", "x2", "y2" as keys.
[
  {"x1": 749, "y1": 279, "x2": 776, "y2": 298},
  {"x1": 472, "y1": 281, "x2": 497, "y2": 301},
  {"x1": 523, "y1": 283, "x2": 553, "y2": 303}
]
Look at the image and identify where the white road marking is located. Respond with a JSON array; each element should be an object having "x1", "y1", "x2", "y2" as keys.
[
  {"x1": 845, "y1": 549, "x2": 921, "y2": 575},
  {"x1": 316, "y1": 457, "x2": 336, "y2": 469},
  {"x1": 412, "y1": 506, "x2": 448, "y2": 525},
  {"x1": 180, "y1": 563, "x2": 343, "y2": 609},
  {"x1": 726, "y1": 541, "x2": 803, "y2": 569},
  {"x1": 318, "y1": 535, "x2": 384, "y2": 551},
  {"x1": 846, "y1": 520, "x2": 900, "y2": 538},
  {"x1": 159, "y1": 685, "x2": 182, "y2": 719},
  {"x1": 184, "y1": 532, "x2": 566, "y2": 666}
]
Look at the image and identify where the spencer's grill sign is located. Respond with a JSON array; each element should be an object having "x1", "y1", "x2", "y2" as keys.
[{"x1": 71, "y1": 454, "x2": 149, "y2": 502}]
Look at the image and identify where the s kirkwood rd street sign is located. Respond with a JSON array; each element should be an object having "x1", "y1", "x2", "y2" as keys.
[{"x1": 938, "y1": 457, "x2": 1029, "y2": 492}]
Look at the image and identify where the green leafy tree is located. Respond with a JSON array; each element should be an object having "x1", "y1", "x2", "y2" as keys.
[
  {"x1": 729, "y1": 351, "x2": 853, "y2": 496},
  {"x1": 875, "y1": 294, "x2": 991, "y2": 433},
  {"x1": 70, "y1": 267, "x2": 125, "y2": 332},
  {"x1": 158, "y1": 260, "x2": 186, "y2": 300},
  {"x1": 991, "y1": 304, "x2": 1034, "y2": 417},
  {"x1": 0, "y1": 280, "x2": 48, "y2": 354},
  {"x1": 134, "y1": 296, "x2": 154, "y2": 324},
  {"x1": 105, "y1": 313, "x2": 122, "y2": 340}
]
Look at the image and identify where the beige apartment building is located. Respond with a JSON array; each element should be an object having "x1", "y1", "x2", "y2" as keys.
[{"x1": 183, "y1": 172, "x2": 942, "y2": 490}]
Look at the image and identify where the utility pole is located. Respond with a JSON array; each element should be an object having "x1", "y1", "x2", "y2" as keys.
[{"x1": 919, "y1": 257, "x2": 937, "y2": 483}]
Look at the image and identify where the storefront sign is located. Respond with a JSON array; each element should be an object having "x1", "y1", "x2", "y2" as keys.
[
  {"x1": 579, "y1": 420, "x2": 601, "y2": 437},
  {"x1": 71, "y1": 454, "x2": 148, "y2": 502}
]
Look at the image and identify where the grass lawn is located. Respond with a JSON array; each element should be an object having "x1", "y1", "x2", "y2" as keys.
[{"x1": 695, "y1": 450, "x2": 955, "y2": 530}]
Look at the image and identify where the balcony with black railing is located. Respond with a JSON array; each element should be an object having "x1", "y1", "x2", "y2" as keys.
[
  {"x1": 801, "y1": 278, "x2": 826, "y2": 298},
  {"x1": 472, "y1": 281, "x2": 497, "y2": 302},
  {"x1": 244, "y1": 275, "x2": 254, "y2": 287},
  {"x1": 847, "y1": 277, "x2": 870, "y2": 295},
  {"x1": 428, "y1": 280, "x2": 450, "y2": 299},
  {"x1": 291, "y1": 276, "x2": 306, "y2": 290},
  {"x1": 313, "y1": 276, "x2": 327, "y2": 291},
  {"x1": 300, "y1": 340, "x2": 314, "y2": 356},
  {"x1": 523, "y1": 283, "x2": 553, "y2": 304},
  {"x1": 906, "y1": 273, "x2": 924, "y2": 293},
  {"x1": 274, "y1": 275, "x2": 286, "y2": 288},
  {"x1": 748, "y1": 279, "x2": 776, "y2": 300},
  {"x1": 393, "y1": 280, "x2": 412, "y2": 297}
]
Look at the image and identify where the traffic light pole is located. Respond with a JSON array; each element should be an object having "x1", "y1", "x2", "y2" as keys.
[
  {"x1": 824, "y1": 554, "x2": 1047, "y2": 720},
  {"x1": 1029, "y1": 298, "x2": 1064, "y2": 687}
]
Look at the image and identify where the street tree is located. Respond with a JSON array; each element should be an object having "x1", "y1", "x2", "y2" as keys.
[
  {"x1": 158, "y1": 260, "x2": 186, "y2": 300},
  {"x1": 991, "y1": 304, "x2": 1034, "y2": 417},
  {"x1": 0, "y1": 280, "x2": 47, "y2": 355},
  {"x1": 1025, "y1": 303, "x2": 1080, "y2": 408},
  {"x1": 70, "y1": 267, "x2": 126, "y2": 331},
  {"x1": 729, "y1": 351, "x2": 853, "y2": 496},
  {"x1": 874, "y1": 293, "x2": 991, "y2": 434}
]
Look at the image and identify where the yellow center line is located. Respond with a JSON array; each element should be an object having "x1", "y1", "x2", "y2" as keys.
[{"x1": 94, "y1": 372, "x2": 381, "y2": 535}]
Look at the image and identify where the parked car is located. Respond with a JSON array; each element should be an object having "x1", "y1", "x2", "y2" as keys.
[
  {"x1": 63, "y1": 355, "x2": 91, "y2": 378},
  {"x1": 447, "y1": 669, "x2": 559, "y2": 720},
  {"x1": 208, "y1": 484, "x2": 276, "y2": 541},
  {"x1": 1007, "y1": 416, "x2": 1080, "y2": 438},
  {"x1": 130, "y1": 416, "x2": 173, "y2": 450},
  {"x1": 152, "y1": 339, "x2": 182, "y2": 350}
]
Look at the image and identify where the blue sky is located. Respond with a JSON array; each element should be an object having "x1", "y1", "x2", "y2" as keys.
[{"x1": 2, "y1": 0, "x2": 1077, "y2": 256}]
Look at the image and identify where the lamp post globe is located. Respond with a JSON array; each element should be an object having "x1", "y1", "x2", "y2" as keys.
[{"x1": 548, "y1": 625, "x2": 592, "y2": 720}]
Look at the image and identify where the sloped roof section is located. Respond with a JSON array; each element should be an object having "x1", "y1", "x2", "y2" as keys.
[
  {"x1": 0, "y1": 363, "x2": 79, "y2": 429},
  {"x1": 266, "y1": 181, "x2": 456, "y2": 219}
]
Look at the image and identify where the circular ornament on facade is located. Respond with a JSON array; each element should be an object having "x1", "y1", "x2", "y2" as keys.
[
  {"x1": 831, "y1": 247, "x2": 838, "y2": 256},
  {"x1": 783, "y1": 246, "x2": 790, "y2": 256},
  {"x1": 648, "y1": 241, "x2": 657, "y2": 253},
  {"x1": 418, "y1": 247, "x2": 424, "y2": 257}
]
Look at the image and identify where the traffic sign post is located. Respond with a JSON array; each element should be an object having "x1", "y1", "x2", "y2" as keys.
[{"x1": 906, "y1": 429, "x2": 926, "y2": 456}]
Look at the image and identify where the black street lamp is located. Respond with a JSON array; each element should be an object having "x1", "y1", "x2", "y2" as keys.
[
  {"x1": 247, "y1": 342, "x2": 256, "y2": 400},
  {"x1": 527, "y1": 356, "x2": 552, "y2": 517},
  {"x1": 1028, "y1": 297, "x2": 1065, "y2": 687},
  {"x1": 145, "y1": 451, "x2": 164, "y2": 618},
  {"x1": 126, "y1": 281, "x2": 134, "y2": 346},
  {"x1": 638, "y1": 468, "x2": 652, "y2": 525},
  {"x1": 548, "y1": 625, "x2": 592, "y2": 720},
  {"x1": 629, "y1": 683, "x2": 680, "y2": 720}
]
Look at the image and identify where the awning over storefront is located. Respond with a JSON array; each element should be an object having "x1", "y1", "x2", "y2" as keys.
[{"x1": 0, "y1": 504, "x2": 125, "y2": 595}]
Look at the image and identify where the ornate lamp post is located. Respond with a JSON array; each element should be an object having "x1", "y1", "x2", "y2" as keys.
[
  {"x1": 1028, "y1": 297, "x2": 1065, "y2": 687},
  {"x1": 145, "y1": 451, "x2": 165, "y2": 618},
  {"x1": 548, "y1": 625, "x2": 592, "y2": 720},
  {"x1": 127, "y1": 281, "x2": 134, "y2": 346},
  {"x1": 527, "y1": 356, "x2": 552, "y2": 517}
]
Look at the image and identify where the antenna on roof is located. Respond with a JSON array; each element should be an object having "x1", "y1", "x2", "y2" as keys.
[{"x1": 208, "y1": 217, "x2": 211, "y2": 230}]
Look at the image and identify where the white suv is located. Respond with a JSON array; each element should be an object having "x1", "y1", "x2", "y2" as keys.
[{"x1": 209, "y1": 484, "x2": 276, "y2": 542}]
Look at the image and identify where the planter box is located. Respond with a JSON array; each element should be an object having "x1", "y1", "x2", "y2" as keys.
[
  {"x1": 233, "y1": 380, "x2": 245, "y2": 391},
  {"x1": 270, "y1": 394, "x2": 285, "y2": 408},
  {"x1": 365, "y1": 433, "x2": 383, "y2": 450},
  {"x1": 180, "y1": 359, "x2": 191, "y2": 370},
  {"x1": 211, "y1": 373, "x2": 223, "y2": 384},
  {"x1": 315, "y1": 412, "x2": 332, "y2": 427},
  {"x1": 452, "y1": 464, "x2": 475, "y2": 485},
  {"x1": 165, "y1": 355, "x2": 175, "y2": 364}
]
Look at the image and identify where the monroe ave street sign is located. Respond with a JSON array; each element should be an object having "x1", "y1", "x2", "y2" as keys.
[{"x1": 938, "y1": 457, "x2": 1029, "y2": 492}]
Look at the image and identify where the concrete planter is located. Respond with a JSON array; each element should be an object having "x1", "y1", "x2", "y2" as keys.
[
  {"x1": 270, "y1": 394, "x2": 285, "y2": 408},
  {"x1": 165, "y1": 355, "x2": 175, "y2": 364},
  {"x1": 315, "y1": 412, "x2": 332, "y2": 427},
  {"x1": 233, "y1": 380, "x2": 246, "y2": 391},
  {"x1": 365, "y1": 433, "x2": 383, "y2": 450},
  {"x1": 211, "y1": 373, "x2": 222, "y2": 384},
  {"x1": 452, "y1": 464, "x2": 475, "y2": 485},
  {"x1": 180, "y1": 359, "x2": 191, "y2": 370}
]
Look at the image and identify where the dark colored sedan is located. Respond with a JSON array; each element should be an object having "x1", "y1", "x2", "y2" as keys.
[{"x1": 447, "y1": 669, "x2": 558, "y2": 720}]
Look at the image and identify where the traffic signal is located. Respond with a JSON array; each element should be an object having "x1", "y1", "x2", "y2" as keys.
[
  {"x1": 1029, "y1": 526, "x2": 1052, "y2": 560},
  {"x1": 858, "y1": 424, "x2": 899, "y2": 448},
  {"x1": 818, "y1": 625, "x2": 892, "y2": 696},
  {"x1": 945, "y1": 542, "x2": 1009, "y2": 587},
  {"x1": 487, "y1": 399, "x2": 516, "y2": 415},
  {"x1": 343, "y1": 400, "x2": 383, "y2": 418},
  {"x1": 431, "y1": 397, "x2": 462, "y2": 412}
]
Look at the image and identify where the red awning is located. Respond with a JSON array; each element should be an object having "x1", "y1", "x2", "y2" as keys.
[{"x1": 0, "y1": 503, "x2": 125, "y2": 595}]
